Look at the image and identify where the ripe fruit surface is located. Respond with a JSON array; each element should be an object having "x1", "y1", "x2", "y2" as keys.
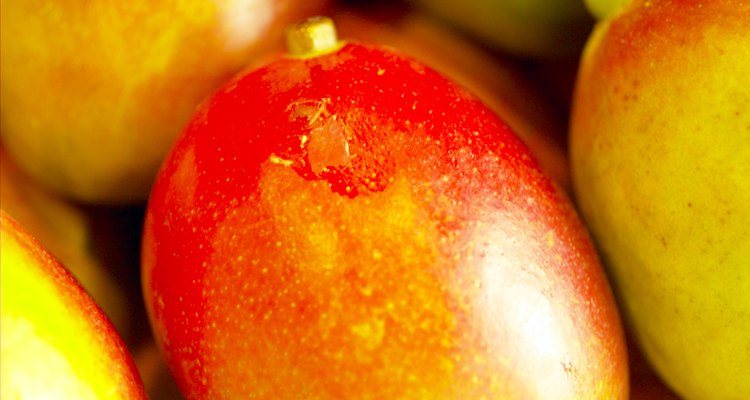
[
  {"x1": 570, "y1": 1, "x2": 750, "y2": 399},
  {"x1": 332, "y1": 4, "x2": 571, "y2": 190},
  {"x1": 143, "y1": 21, "x2": 628, "y2": 399},
  {"x1": 0, "y1": 0, "x2": 328, "y2": 203},
  {"x1": 407, "y1": 0, "x2": 593, "y2": 58},
  {"x1": 0, "y1": 148, "x2": 129, "y2": 332},
  {"x1": 0, "y1": 211, "x2": 146, "y2": 399}
]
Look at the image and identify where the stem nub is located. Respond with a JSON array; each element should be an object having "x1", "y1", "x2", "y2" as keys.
[{"x1": 286, "y1": 16, "x2": 342, "y2": 59}]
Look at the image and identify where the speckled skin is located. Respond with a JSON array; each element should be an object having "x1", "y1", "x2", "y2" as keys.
[
  {"x1": 142, "y1": 41, "x2": 628, "y2": 399},
  {"x1": 570, "y1": 1, "x2": 750, "y2": 399}
]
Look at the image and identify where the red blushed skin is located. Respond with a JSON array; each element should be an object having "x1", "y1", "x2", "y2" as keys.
[
  {"x1": 142, "y1": 42, "x2": 628, "y2": 399},
  {"x1": 592, "y1": 0, "x2": 746, "y2": 75}
]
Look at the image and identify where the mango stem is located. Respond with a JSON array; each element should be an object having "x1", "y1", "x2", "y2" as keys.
[{"x1": 286, "y1": 16, "x2": 342, "y2": 59}]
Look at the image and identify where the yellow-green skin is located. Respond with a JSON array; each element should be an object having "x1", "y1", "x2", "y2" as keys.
[
  {"x1": 1, "y1": 211, "x2": 146, "y2": 399},
  {"x1": 408, "y1": 0, "x2": 593, "y2": 58},
  {"x1": 570, "y1": 1, "x2": 750, "y2": 399},
  {"x1": 583, "y1": 0, "x2": 629, "y2": 20}
]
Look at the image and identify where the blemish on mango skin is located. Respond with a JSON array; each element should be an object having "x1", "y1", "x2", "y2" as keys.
[
  {"x1": 307, "y1": 116, "x2": 350, "y2": 175},
  {"x1": 268, "y1": 154, "x2": 294, "y2": 167},
  {"x1": 287, "y1": 98, "x2": 331, "y2": 125},
  {"x1": 285, "y1": 98, "x2": 350, "y2": 173},
  {"x1": 280, "y1": 100, "x2": 398, "y2": 198}
]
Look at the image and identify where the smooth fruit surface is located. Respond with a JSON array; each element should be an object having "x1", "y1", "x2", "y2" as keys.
[
  {"x1": 0, "y1": 0, "x2": 328, "y2": 203},
  {"x1": 0, "y1": 211, "x2": 146, "y2": 399},
  {"x1": 0, "y1": 148, "x2": 129, "y2": 333},
  {"x1": 143, "y1": 35, "x2": 628, "y2": 399},
  {"x1": 584, "y1": 0, "x2": 629, "y2": 20},
  {"x1": 408, "y1": 0, "x2": 593, "y2": 58},
  {"x1": 570, "y1": 1, "x2": 750, "y2": 399}
]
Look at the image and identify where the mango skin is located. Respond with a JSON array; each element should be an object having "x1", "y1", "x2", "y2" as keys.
[
  {"x1": 0, "y1": 149, "x2": 130, "y2": 335},
  {"x1": 143, "y1": 40, "x2": 629, "y2": 399},
  {"x1": 1, "y1": 211, "x2": 146, "y2": 399},
  {"x1": 408, "y1": 0, "x2": 593, "y2": 58},
  {"x1": 0, "y1": 0, "x2": 328, "y2": 204},
  {"x1": 570, "y1": 1, "x2": 750, "y2": 399}
]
